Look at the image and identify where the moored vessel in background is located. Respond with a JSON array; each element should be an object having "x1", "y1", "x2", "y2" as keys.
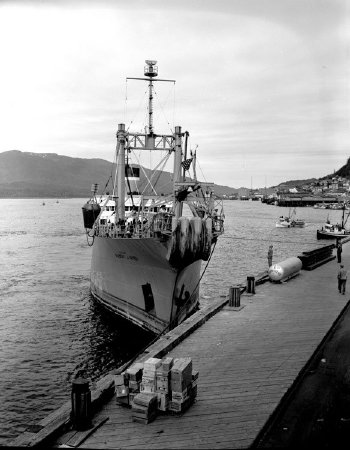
[
  {"x1": 290, "y1": 208, "x2": 305, "y2": 227},
  {"x1": 276, "y1": 208, "x2": 305, "y2": 228},
  {"x1": 276, "y1": 216, "x2": 291, "y2": 228},
  {"x1": 317, "y1": 206, "x2": 350, "y2": 239},
  {"x1": 82, "y1": 61, "x2": 224, "y2": 334}
]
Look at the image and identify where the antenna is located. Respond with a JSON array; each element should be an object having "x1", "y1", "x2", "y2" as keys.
[
  {"x1": 144, "y1": 60, "x2": 158, "y2": 78},
  {"x1": 126, "y1": 61, "x2": 175, "y2": 135}
]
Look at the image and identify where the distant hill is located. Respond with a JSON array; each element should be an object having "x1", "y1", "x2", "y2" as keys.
[
  {"x1": 273, "y1": 157, "x2": 350, "y2": 189},
  {"x1": 273, "y1": 178, "x2": 317, "y2": 189},
  {"x1": 330, "y1": 157, "x2": 350, "y2": 179},
  {"x1": 0, "y1": 150, "x2": 240, "y2": 198}
]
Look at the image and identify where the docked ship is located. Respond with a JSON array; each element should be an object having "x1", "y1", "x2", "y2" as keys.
[{"x1": 82, "y1": 61, "x2": 224, "y2": 334}]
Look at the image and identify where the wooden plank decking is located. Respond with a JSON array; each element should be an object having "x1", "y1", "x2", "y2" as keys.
[{"x1": 55, "y1": 245, "x2": 349, "y2": 449}]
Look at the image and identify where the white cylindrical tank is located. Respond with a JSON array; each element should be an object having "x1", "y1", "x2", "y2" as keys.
[{"x1": 268, "y1": 257, "x2": 303, "y2": 282}]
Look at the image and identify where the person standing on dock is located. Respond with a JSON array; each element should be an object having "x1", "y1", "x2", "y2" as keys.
[
  {"x1": 337, "y1": 265, "x2": 347, "y2": 295},
  {"x1": 268, "y1": 245, "x2": 273, "y2": 267},
  {"x1": 336, "y1": 240, "x2": 343, "y2": 263}
]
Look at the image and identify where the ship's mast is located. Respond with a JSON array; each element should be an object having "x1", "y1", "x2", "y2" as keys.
[
  {"x1": 117, "y1": 61, "x2": 183, "y2": 220},
  {"x1": 144, "y1": 60, "x2": 157, "y2": 134},
  {"x1": 116, "y1": 123, "x2": 126, "y2": 221}
]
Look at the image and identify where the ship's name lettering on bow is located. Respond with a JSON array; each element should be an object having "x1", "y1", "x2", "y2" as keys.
[{"x1": 114, "y1": 252, "x2": 138, "y2": 261}]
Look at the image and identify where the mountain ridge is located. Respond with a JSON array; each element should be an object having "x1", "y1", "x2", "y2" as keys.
[
  {"x1": 0, "y1": 150, "x2": 348, "y2": 198},
  {"x1": 0, "y1": 150, "x2": 241, "y2": 198}
]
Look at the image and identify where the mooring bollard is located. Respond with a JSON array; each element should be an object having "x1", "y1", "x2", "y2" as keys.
[
  {"x1": 71, "y1": 377, "x2": 92, "y2": 430},
  {"x1": 229, "y1": 286, "x2": 241, "y2": 307},
  {"x1": 247, "y1": 276, "x2": 256, "y2": 294}
]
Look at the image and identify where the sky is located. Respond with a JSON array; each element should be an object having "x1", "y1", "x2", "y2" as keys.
[{"x1": 0, "y1": 0, "x2": 349, "y2": 188}]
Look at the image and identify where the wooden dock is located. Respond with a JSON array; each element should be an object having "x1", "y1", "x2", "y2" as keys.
[
  {"x1": 43, "y1": 244, "x2": 349, "y2": 449},
  {"x1": 11, "y1": 242, "x2": 350, "y2": 448}
]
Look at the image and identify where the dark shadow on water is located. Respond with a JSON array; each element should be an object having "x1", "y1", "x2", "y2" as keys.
[{"x1": 68, "y1": 293, "x2": 155, "y2": 382}]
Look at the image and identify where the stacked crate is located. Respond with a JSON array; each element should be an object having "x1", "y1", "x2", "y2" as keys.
[
  {"x1": 155, "y1": 357, "x2": 173, "y2": 411},
  {"x1": 114, "y1": 373, "x2": 129, "y2": 406},
  {"x1": 140, "y1": 357, "x2": 162, "y2": 393},
  {"x1": 126, "y1": 362, "x2": 144, "y2": 404},
  {"x1": 115, "y1": 356, "x2": 198, "y2": 419},
  {"x1": 131, "y1": 392, "x2": 158, "y2": 424},
  {"x1": 168, "y1": 357, "x2": 198, "y2": 413}
]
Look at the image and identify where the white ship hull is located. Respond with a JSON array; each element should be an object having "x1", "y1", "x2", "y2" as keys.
[{"x1": 90, "y1": 235, "x2": 202, "y2": 334}]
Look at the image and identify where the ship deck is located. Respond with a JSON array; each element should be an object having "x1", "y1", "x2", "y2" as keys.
[{"x1": 51, "y1": 243, "x2": 350, "y2": 448}]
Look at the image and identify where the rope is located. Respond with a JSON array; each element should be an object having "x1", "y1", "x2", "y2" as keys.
[{"x1": 153, "y1": 87, "x2": 175, "y2": 134}]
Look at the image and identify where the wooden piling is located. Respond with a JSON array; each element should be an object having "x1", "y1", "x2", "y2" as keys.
[
  {"x1": 229, "y1": 286, "x2": 241, "y2": 307},
  {"x1": 71, "y1": 378, "x2": 92, "y2": 431},
  {"x1": 247, "y1": 276, "x2": 256, "y2": 294}
]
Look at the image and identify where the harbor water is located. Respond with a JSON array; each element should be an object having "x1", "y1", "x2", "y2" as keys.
[{"x1": 0, "y1": 198, "x2": 342, "y2": 444}]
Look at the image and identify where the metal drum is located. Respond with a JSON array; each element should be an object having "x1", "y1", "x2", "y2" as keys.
[{"x1": 268, "y1": 257, "x2": 302, "y2": 282}]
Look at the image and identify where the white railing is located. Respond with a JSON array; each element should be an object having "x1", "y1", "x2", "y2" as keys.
[{"x1": 94, "y1": 214, "x2": 173, "y2": 239}]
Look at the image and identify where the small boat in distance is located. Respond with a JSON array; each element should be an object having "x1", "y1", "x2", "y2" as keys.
[
  {"x1": 317, "y1": 206, "x2": 350, "y2": 239},
  {"x1": 276, "y1": 216, "x2": 291, "y2": 228},
  {"x1": 276, "y1": 208, "x2": 305, "y2": 228},
  {"x1": 289, "y1": 208, "x2": 305, "y2": 227}
]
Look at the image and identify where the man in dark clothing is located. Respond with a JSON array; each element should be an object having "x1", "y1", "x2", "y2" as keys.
[
  {"x1": 268, "y1": 245, "x2": 273, "y2": 267},
  {"x1": 337, "y1": 240, "x2": 343, "y2": 263},
  {"x1": 338, "y1": 264, "x2": 347, "y2": 294}
]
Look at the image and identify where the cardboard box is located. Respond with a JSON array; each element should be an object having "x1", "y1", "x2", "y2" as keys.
[
  {"x1": 143, "y1": 358, "x2": 162, "y2": 371},
  {"x1": 170, "y1": 358, "x2": 192, "y2": 384},
  {"x1": 168, "y1": 401, "x2": 182, "y2": 412},
  {"x1": 156, "y1": 374, "x2": 169, "y2": 383},
  {"x1": 140, "y1": 383, "x2": 156, "y2": 393},
  {"x1": 114, "y1": 374, "x2": 125, "y2": 386},
  {"x1": 128, "y1": 380, "x2": 141, "y2": 393},
  {"x1": 131, "y1": 404, "x2": 151, "y2": 416},
  {"x1": 161, "y1": 357, "x2": 174, "y2": 372},
  {"x1": 168, "y1": 396, "x2": 194, "y2": 414},
  {"x1": 116, "y1": 385, "x2": 129, "y2": 398},
  {"x1": 170, "y1": 378, "x2": 190, "y2": 393},
  {"x1": 141, "y1": 377, "x2": 156, "y2": 387},
  {"x1": 142, "y1": 370, "x2": 157, "y2": 378},
  {"x1": 129, "y1": 392, "x2": 136, "y2": 405},
  {"x1": 157, "y1": 392, "x2": 169, "y2": 411},
  {"x1": 127, "y1": 363, "x2": 144, "y2": 382},
  {"x1": 133, "y1": 392, "x2": 158, "y2": 408},
  {"x1": 171, "y1": 387, "x2": 189, "y2": 402},
  {"x1": 156, "y1": 378, "x2": 169, "y2": 392}
]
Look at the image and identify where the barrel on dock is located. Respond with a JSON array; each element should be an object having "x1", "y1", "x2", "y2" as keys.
[
  {"x1": 71, "y1": 377, "x2": 92, "y2": 430},
  {"x1": 246, "y1": 276, "x2": 255, "y2": 294},
  {"x1": 229, "y1": 286, "x2": 241, "y2": 307}
]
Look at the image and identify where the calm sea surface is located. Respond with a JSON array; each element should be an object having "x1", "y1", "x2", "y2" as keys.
[{"x1": 0, "y1": 198, "x2": 343, "y2": 443}]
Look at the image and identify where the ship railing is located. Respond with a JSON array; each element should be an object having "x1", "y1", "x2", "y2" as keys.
[
  {"x1": 150, "y1": 213, "x2": 173, "y2": 234},
  {"x1": 93, "y1": 215, "x2": 173, "y2": 239}
]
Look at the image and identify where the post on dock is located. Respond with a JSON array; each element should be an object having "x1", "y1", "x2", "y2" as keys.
[
  {"x1": 71, "y1": 377, "x2": 92, "y2": 430},
  {"x1": 229, "y1": 286, "x2": 241, "y2": 307},
  {"x1": 246, "y1": 276, "x2": 256, "y2": 294}
]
